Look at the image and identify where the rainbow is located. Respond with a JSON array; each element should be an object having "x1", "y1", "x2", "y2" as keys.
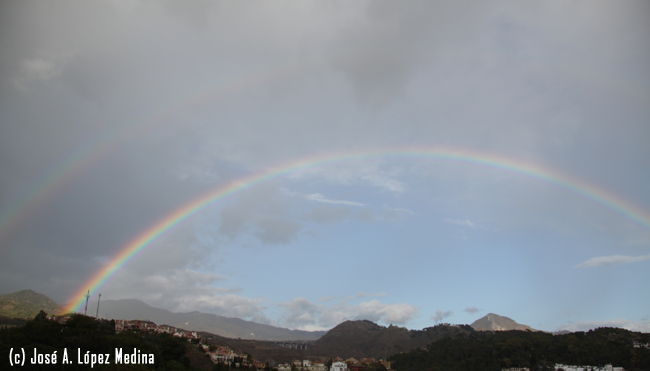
[
  {"x1": 0, "y1": 59, "x2": 317, "y2": 245},
  {"x1": 62, "y1": 146, "x2": 650, "y2": 313},
  {"x1": 4, "y1": 51, "x2": 648, "y2": 248}
]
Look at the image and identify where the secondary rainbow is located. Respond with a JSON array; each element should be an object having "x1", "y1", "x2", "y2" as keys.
[
  {"x1": 0, "y1": 58, "x2": 316, "y2": 245},
  {"x1": 4, "y1": 52, "x2": 648, "y2": 248},
  {"x1": 63, "y1": 146, "x2": 650, "y2": 313}
]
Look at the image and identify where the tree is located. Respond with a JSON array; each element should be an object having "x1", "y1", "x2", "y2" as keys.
[
  {"x1": 532, "y1": 360, "x2": 554, "y2": 371},
  {"x1": 367, "y1": 362, "x2": 387, "y2": 371},
  {"x1": 34, "y1": 310, "x2": 47, "y2": 321}
]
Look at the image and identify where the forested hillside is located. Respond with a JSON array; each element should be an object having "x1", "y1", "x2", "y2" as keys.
[
  {"x1": 0, "y1": 313, "x2": 199, "y2": 370},
  {"x1": 389, "y1": 328, "x2": 650, "y2": 371},
  {"x1": 0, "y1": 290, "x2": 62, "y2": 319},
  {"x1": 310, "y1": 320, "x2": 474, "y2": 359}
]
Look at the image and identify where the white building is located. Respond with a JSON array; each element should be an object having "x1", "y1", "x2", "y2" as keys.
[
  {"x1": 555, "y1": 364, "x2": 624, "y2": 371},
  {"x1": 504, "y1": 365, "x2": 624, "y2": 371},
  {"x1": 210, "y1": 349, "x2": 237, "y2": 364},
  {"x1": 331, "y1": 361, "x2": 348, "y2": 371}
]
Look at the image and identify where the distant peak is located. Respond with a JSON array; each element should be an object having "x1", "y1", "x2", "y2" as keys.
[{"x1": 471, "y1": 313, "x2": 535, "y2": 332}]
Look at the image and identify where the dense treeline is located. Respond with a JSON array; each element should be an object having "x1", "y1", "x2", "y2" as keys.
[
  {"x1": 389, "y1": 328, "x2": 650, "y2": 371},
  {"x1": 0, "y1": 312, "x2": 198, "y2": 370}
]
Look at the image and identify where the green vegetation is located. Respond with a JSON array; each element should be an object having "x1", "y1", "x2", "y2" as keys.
[
  {"x1": 0, "y1": 312, "x2": 203, "y2": 370},
  {"x1": 365, "y1": 361, "x2": 387, "y2": 371},
  {"x1": 0, "y1": 290, "x2": 62, "y2": 319},
  {"x1": 389, "y1": 328, "x2": 650, "y2": 371}
]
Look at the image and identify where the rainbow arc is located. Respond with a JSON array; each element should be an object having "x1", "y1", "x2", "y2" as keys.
[{"x1": 63, "y1": 146, "x2": 650, "y2": 313}]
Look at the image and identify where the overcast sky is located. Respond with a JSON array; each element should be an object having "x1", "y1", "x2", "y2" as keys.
[{"x1": 1, "y1": 0, "x2": 649, "y2": 333}]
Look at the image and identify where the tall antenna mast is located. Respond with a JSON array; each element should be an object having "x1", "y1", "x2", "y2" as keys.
[
  {"x1": 84, "y1": 290, "x2": 90, "y2": 316},
  {"x1": 95, "y1": 293, "x2": 101, "y2": 318}
]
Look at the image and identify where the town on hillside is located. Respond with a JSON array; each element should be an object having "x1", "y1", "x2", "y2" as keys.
[
  {"x1": 49, "y1": 315, "x2": 201, "y2": 340},
  {"x1": 46, "y1": 314, "x2": 392, "y2": 371}
]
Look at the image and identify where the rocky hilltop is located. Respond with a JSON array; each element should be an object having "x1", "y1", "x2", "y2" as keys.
[
  {"x1": 470, "y1": 313, "x2": 535, "y2": 331},
  {"x1": 309, "y1": 320, "x2": 474, "y2": 359}
]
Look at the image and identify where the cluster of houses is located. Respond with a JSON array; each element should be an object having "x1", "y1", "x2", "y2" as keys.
[
  {"x1": 275, "y1": 358, "x2": 390, "y2": 371},
  {"x1": 278, "y1": 359, "x2": 331, "y2": 371},
  {"x1": 200, "y1": 345, "x2": 392, "y2": 371},
  {"x1": 503, "y1": 364, "x2": 624, "y2": 371},
  {"x1": 202, "y1": 344, "x2": 249, "y2": 365},
  {"x1": 554, "y1": 365, "x2": 624, "y2": 371},
  {"x1": 47, "y1": 315, "x2": 201, "y2": 341},
  {"x1": 113, "y1": 319, "x2": 201, "y2": 340},
  {"x1": 333, "y1": 358, "x2": 391, "y2": 371}
]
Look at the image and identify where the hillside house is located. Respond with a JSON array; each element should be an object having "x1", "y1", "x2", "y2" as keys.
[
  {"x1": 331, "y1": 361, "x2": 348, "y2": 371},
  {"x1": 309, "y1": 361, "x2": 327, "y2": 371},
  {"x1": 209, "y1": 346, "x2": 237, "y2": 364},
  {"x1": 48, "y1": 315, "x2": 70, "y2": 324}
]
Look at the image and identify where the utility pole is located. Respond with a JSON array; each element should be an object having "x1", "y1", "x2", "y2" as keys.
[
  {"x1": 95, "y1": 293, "x2": 101, "y2": 318},
  {"x1": 84, "y1": 290, "x2": 90, "y2": 316}
]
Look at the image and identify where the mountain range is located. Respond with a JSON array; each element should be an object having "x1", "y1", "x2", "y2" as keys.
[
  {"x1": 92, "y1": 298, "x2": 326, "y2": 341},
  {"x1": 0, "y1": 290, "x2": 325, "y2": 340},
  {"x1": 308, "y1": 314, "x2": 542, "y2": 359},
  {"x1": 0, "y1": 289, "x2": 540, "y2": 344}
]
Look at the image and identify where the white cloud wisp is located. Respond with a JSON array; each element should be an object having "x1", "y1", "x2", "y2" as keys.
[{"x1": 575, "y1": 254, "x2": 650, "y2": 268}]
